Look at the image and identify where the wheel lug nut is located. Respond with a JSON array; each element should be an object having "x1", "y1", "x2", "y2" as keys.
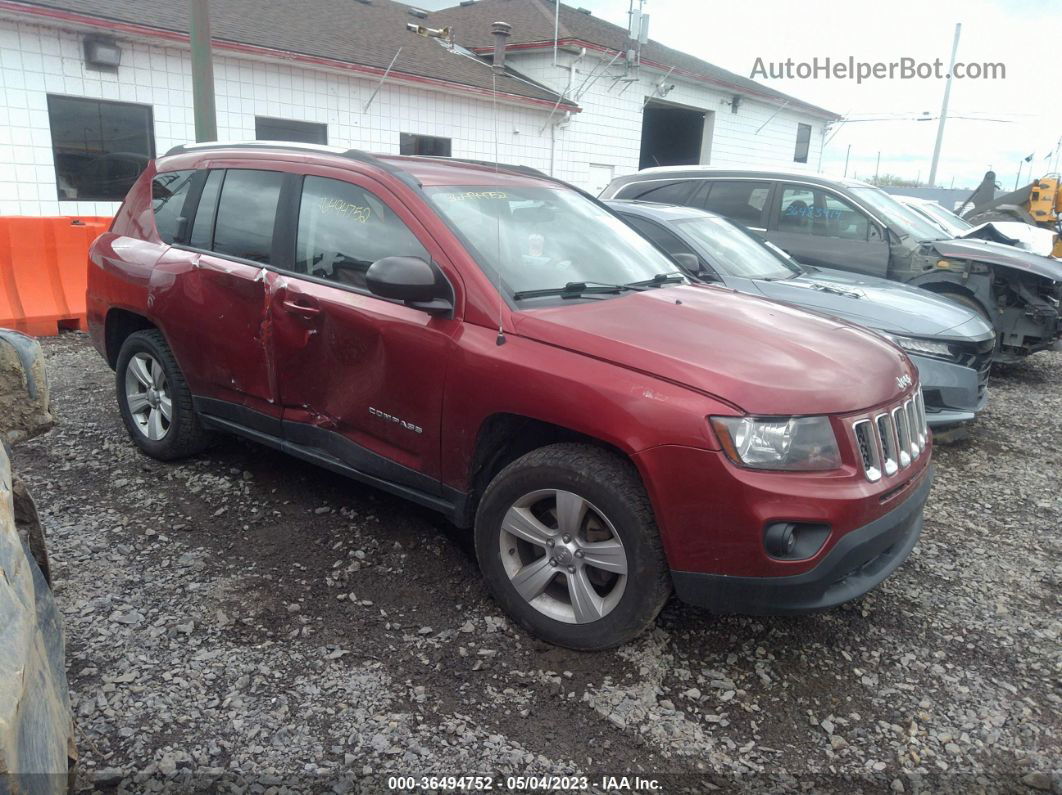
[
  {"x1": 575, "y1": 550, "x2": 584, "y2": 558},
  {"x1": 567, "y1": 566, "x2": 575, "y2": 573},
  {"x1": 549, "y1": 558, "x2": 557, "y2": 566},
  {"x1": 562, "y1": 534, "x2": 571, "y2": 543},
  {"x1": 547, "y1": 539, "x2": 555, "y2": 547}
]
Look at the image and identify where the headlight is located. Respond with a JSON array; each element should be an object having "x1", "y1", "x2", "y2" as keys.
[
  {"x1": 710, "y1": 415, "x2": 842, "y2": 471},
  {"x1": 881, "y1": 333, "x2": 953, "y2": 359}
]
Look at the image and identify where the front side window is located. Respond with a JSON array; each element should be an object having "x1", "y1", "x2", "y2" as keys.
[
  {"x1": 427, "y1": 186, "x2": 684, "y2": 299},
  {"x1": 151, "y1": 170, "x2": 194, "y2": 244},
  {"x1": 295, "y1": 176, "x2": 429, "y2": 289},
  {"x1": 674, "y1": 216, "x2": 799, "y2": 280},
  {"x1": 778, "y1": 186, "x2": 871, "y2": 241},
  {"x1": 47, "y1": 95, "x2": 154, "y2": 201},
  {"x1": 794, "y1": 123, "x2": 812, "y2": 163},
  {"x1": 699, "y1": 181, "x2": 771, "y2": 227},
  {"x1": 212, "y1": 170, "x2": 284, "y2": 264}
]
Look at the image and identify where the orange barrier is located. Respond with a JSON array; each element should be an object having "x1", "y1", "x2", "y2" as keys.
[{"x1": 0, "y1": 216, "x2": 111, "y2": 336}]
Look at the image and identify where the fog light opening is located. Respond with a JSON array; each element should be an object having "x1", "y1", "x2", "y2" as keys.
[{"x1": 764, "y1": 522, "x2": 831, "y2": 561}]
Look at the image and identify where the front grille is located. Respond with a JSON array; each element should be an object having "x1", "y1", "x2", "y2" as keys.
[
  {"x1": 953, "y1": 337, "x2": 995, "y2": 401},
  {"x1": 852, "y1": 390, "x2": 928, "y2": 482}
]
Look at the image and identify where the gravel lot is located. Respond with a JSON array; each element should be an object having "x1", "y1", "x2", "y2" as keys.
[{"x1": 13, "y1": 332, "x2": 1061, "y2": 793}]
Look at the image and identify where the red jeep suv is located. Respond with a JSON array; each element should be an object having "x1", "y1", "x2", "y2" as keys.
[{"x1": 87, "y1": 143, "x2": 933, "y2": 650}]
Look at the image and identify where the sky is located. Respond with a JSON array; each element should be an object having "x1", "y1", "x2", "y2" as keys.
[{"x1": 417, "y1": 0, "x2": 1061, "y2": 190}]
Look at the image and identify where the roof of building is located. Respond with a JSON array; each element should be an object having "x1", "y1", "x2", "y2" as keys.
[
  {"x1": 433, "y1": 0, "x2": 839, "y2": 120},
  {"x1": 6, "y1": 0, "x2": 577, "y2": 110}
]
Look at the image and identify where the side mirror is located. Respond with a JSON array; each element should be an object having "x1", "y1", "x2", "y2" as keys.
[
  {"x1": 672, "y1": 251, "x2": 719, "y2": 281},
  {"x1": 366, "y1": 256, "x2": 452, "y2": 315},
  {"x1": 672, "y1": 252, "x2": 701, "y2": 273}
]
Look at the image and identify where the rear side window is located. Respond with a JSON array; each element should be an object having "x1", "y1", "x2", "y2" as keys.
[
  {"x1": 151, "y1": 170, "x2": 194, "y2": 244},
  {"x1": 294, "y1": 176, "x2": 428, "y2": 289},
  {"x1": 699, "y1": 181, "x2": 771, "y2": 227},
  {"x1": 626, "y1": 181, "x2": 695, "y2": 204},
  {"x1": 212, "y1": 170, "x2": 284, "y2": 264}
]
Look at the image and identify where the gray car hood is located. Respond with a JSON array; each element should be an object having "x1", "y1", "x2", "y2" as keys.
[
  {"x1": 753, "y1": 266, "x2": 994, "y2": 339},
  {"x1": 930, "y1": 238, "x2": 1062, "y2": 281}
]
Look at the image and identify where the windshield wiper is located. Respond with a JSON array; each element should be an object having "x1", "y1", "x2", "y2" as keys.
[
  {"x1": 624, "y1": 271, "x2": 686, "y2": 288},
  {"x1": 512, "y1": 281, "x2": 639, "y2": 301}
]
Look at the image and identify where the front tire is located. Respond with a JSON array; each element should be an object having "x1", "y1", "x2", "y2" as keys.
[
  {"x1": 115, "y1": 330, "x2": 211, "y2": 460},
  {"x1": 475, "y1": 443, "x2": 671, "y2": 650}
]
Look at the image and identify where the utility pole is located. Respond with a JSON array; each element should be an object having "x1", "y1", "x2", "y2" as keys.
[
  {"x1": 928, "y1": 22, "x2": 961, "y2": 187},
  {"x1": 190, "y1": 0, "x2": 217, "y2": 142},
  {"x1": 874, "y1": 150, "x2": 880, "y2": 182},
  {"x1": 844, "y1": 144, "x2": 851, "y2": 177}
]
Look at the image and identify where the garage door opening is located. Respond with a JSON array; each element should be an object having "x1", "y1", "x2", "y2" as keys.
[{"x1": 639, "y1": 102, "x2": 708, "y2": 170}]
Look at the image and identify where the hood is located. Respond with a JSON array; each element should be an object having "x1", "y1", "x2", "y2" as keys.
[
  {"x1": 512, "y1": 285, "x2": 917, "y2": 416},
  {"x1": 960, "y1": 222, "x2": 1057, "y2": 258},
  {"x1": 755, "y1": 267, "x2": 994, "y2": 338},
  {"x1": 930, "y1": 238, "x2": 1062, "y2": 281}
]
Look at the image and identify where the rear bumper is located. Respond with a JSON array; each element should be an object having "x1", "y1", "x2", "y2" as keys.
[
  {"x1": 671, "y1": 465, "x2": 932, "y2": 615},
  {"x1": 909, "y1": 354, "x2": 987, "y2": 427}
]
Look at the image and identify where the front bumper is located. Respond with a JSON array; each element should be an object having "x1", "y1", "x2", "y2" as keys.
[
  {"x1": 908, "y1": 354, "x2": 987, "y2": 427},
  {"x1": 670, "y1": 465, "x2": 932, "y2": 615}
]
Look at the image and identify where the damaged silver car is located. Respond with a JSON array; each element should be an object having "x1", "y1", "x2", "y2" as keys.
[{"x1": 601, "y1": 168, "x2": 1062, "y2": 362}]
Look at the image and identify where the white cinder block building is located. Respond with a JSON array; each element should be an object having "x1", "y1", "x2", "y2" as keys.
[{"x1": 0, "y1": 0, "x2": 836, "y2": 217}]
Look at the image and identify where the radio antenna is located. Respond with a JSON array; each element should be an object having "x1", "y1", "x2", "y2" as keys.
[{"x1": 492, "y1": 61, "x2": 506, "y2": 346}]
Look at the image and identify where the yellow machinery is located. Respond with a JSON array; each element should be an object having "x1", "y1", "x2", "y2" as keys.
[{"x1": 965, "y1": 174, "x2": 1062, "y2": 257}]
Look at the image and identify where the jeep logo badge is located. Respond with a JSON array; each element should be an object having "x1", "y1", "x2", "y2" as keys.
[{"x1": 896, "y1": 374, "x2": 913, "y2": 390}]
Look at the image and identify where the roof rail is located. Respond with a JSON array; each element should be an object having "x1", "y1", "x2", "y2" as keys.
[
  {"x1": 161, "y1": 140, "x2": 424, "y2": 189},
  {"x1": 420, "y1": 156, "x2": 552, "y2": 180}
]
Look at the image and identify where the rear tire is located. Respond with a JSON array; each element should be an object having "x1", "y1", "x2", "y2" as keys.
[
  {"x1": 475, "y1": 443, "x2": 671, "y2": 650},
  {"x1": 115, "y1": 330, "x2": 211, "y2": 460}
]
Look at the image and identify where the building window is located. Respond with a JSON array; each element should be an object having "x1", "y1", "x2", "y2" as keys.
[
  {"x1": 794, "y1": 123, "x2": 812, "y2": 164},
  {"x1": 255, "y1": 117, "x2": 328, "y2": 145},
  {"x1": 47, "y1": 95, "x2": 154, "y2": 201},
  {"x1": 400, "y1": 133, "x2": 451, "y2": 157}
]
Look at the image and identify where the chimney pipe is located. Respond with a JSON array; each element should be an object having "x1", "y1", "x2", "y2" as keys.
[{"x1": 491, "y1": 21, "x2": 511, "y2": 74}]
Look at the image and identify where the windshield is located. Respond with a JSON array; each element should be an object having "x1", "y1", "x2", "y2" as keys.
[
  {"x1": 426, "y1": 186, "x2": 686, "y2": 298},
  {"x1": 913, "y1": 201, "x2": 973, "y2": 234},
  {"x1": 849, "y1": 186, "x2": 950, "y2": 242},
  {"x1": 674, "y1": 216, "x2": 800, "y2": 281}
]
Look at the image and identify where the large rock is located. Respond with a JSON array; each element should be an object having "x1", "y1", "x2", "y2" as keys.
[
  {"x1": 0, "y1": 328, "x2": 74, "y2": 792},
  {"x1": 0, "y1": 330, "x2": 52, "y2": 443}
]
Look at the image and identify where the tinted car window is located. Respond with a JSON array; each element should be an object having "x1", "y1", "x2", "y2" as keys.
[
  {"x1": 151, "y1": 170, "x2": 194, "y2": 244},
  {"x1": 628, "y1": 181, "x2": 695, "y2": 203},
  {"x1": 779, "y1": 186, "x2": 870, "y2": 240},
  {"x1": 212, "y1": 170, "x2": 284, "y2": 264},
  {"x1": 623, "y1": 215, "x2": 697, "y2": 258},
  {"x1": 700, "y1": 181, "x2": 771, "y2": 227},
  {"x1": 295, "y1": 176, "x2": 428, "y2": 289},
  {"x1": 189, "y1": 170, "x2": 224, "y2": 250}
]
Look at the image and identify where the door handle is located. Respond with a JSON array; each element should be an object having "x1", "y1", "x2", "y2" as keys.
[{"x1": 281, "y1": 298, "x2": 321, "y2": 319}]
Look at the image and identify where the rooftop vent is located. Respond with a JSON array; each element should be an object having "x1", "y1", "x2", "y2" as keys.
[
  {"x1": 460, "y1": 0, "x2": 476, "y2": 5},
  {"x1": 577, "y1": 7, "x2": 592, "y2": 14},
  {"x1": 408, "y1": 7, "x2": 427, "y2": 18},
  {"x1": 354, "y1": 0, "x2": 372, "y2": 5},
  {"x1": 491, "y1": 20, "x2": 511, "y2": 75}
]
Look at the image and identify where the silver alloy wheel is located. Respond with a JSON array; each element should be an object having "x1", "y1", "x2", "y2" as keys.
[
  {"x1": 498, "y1": 489, "x2": 628, "y2": 624},
  {"x1": 124, "y1": 352, "x2": 172, "y2": 441}
]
